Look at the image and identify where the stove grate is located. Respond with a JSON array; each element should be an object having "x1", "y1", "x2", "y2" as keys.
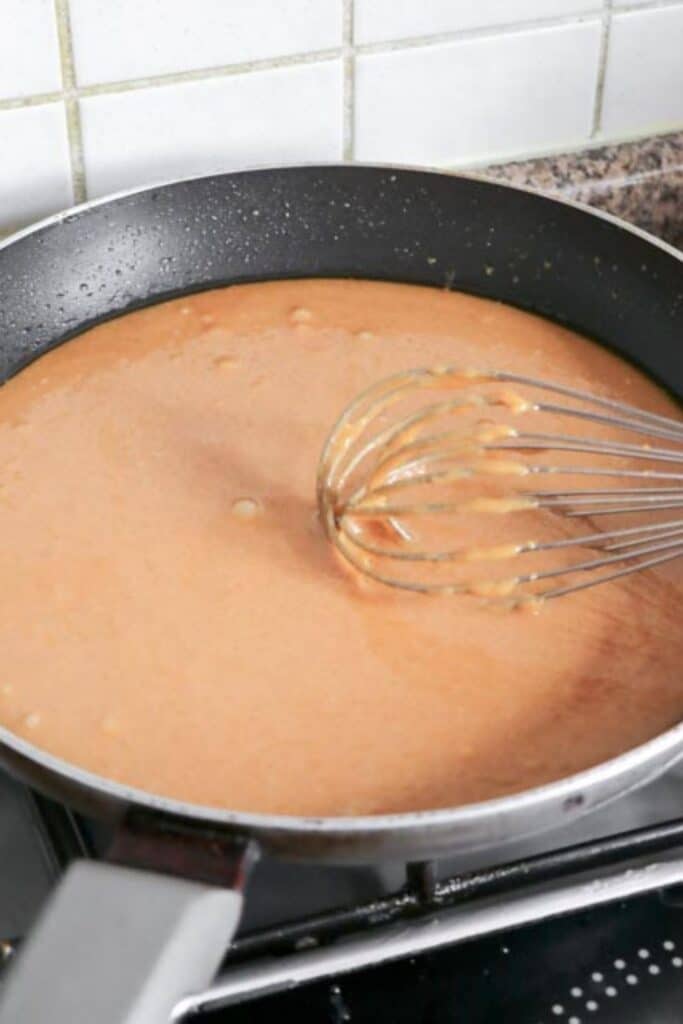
[{"x1": 11, "y1": 795, "x2": 683, "y2": 1021}]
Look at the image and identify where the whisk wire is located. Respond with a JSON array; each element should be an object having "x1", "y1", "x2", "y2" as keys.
[{"x1": 317, "y1": 367, "x2": 683, "y2": 603}]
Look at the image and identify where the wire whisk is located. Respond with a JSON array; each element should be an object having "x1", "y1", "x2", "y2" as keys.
[{"x1": 317, "y1": 367, "x2": 683, "y2": 605}]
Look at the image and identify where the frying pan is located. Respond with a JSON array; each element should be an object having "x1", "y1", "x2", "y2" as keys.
[{"x1": 0, "y1": 165, "x2": 681, "y2": 1022}]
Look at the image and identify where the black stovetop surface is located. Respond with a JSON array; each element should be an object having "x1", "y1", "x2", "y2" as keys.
[
  {"x1": 3, "y1": 764, "x2": 683, "y2": 1021},
  {"x1": 212, "y1": 892, "x2": 683, "y2": 1023}
]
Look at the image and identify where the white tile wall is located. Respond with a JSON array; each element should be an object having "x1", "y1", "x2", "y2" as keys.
[
  {"x1": 80, "y1": 61, "x2": 343, "y2": 197},
  {"x1": 355, "y1": 21, "x2": 602, "y2": 166},
  {"x1": 69, "y1": 0, "x2": 342, "y2": 85},
  {"x1": 0, "y1": 0, "x2": 681, "y2": 233},
  {"x1": 354, "y1": 0, "x2": 600, "y2": 45},
  {"x1": 601, "y1": 6, "x2": 683, "y2": 137},
  {"x1": 0, "y1": 0, "x2": 62, "y2": 100},
  {"x1": 0, "y1": 105, "x2": 73, "y2": 229}
]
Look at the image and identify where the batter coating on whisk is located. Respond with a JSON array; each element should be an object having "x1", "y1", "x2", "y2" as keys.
[
  {"x1": 0, "y1": 278, "x2": 681, "y2": 815},
  {"x1": 318, "y1": 366, "x2": 683, "y2": 603}
]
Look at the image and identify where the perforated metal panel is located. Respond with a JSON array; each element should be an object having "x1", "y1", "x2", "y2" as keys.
[{"x1": 215, "y1": 892, "x2": 683, "y2": 1023}]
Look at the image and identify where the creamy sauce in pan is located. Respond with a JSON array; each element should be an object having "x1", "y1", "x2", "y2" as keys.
[{"x1": 0, "y1": 279, "x2": 681, "y2": 815}]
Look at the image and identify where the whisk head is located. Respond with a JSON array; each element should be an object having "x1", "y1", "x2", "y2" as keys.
[{"x1": 317, "y1": 367, "x2": 683, "y2": 605}]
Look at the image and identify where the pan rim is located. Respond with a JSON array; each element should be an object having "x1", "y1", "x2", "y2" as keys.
[
  {"x1": 1, "y1": 716, "x2": 682, "y2": 835},
  {"x1": 1, "y1": 160, "x2": 681, "y2": 265},
  {"x1": 0, "y1": 162, "x2": 681, "y2": 840}
]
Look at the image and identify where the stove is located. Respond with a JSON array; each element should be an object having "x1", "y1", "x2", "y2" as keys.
[{"x1": 1, "y1": 766, "x2": 683, "y2": 1022}]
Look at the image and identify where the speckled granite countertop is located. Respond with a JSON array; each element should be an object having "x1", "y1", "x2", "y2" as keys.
[{"x1": 477, "y1": 130, "x2": 683, "y2": 250}]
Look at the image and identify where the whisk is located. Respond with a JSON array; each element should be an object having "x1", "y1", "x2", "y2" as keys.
[{"x1": 316, "y1": 367, "x2": 683, "y2": 604}]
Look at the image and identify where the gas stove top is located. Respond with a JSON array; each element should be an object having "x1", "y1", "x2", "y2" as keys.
[{"x1": 2, "y1": 766, "x2": 683, "y2": 1022}]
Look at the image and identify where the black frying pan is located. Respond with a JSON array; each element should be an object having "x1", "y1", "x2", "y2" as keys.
[{"x1": 0, "y1": 166, "x2": 681, "y2": 1023}]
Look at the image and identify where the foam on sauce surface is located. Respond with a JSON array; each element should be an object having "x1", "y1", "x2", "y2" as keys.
[{"x1": 0, "y1": 279, "x2": 681, "y2": 815}]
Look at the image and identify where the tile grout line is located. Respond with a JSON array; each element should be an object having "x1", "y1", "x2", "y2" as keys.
[
  {"x1": 591, "y1": 0, "x2": 613, "y2": 138},
  {"x1": 0, "y1": 0, "x2": 679, "y2": 115},
  {"x1": 353, "y1": 0, "x2": 683, "y2": 52},
  {"x1": 613, "y1": 0, "x2": 683, "y2": 11},
  {"x1": 0, "y1": 47, "x2": 344, "y2": 111},
  {"x1": 0, "y1": 12, "x2": 598, "y2": 115},
  {"x1": 354, "y1": 9, "x2": 606, "y2": 54},
  {"x1": 342, "y1": 0, "x2": 355, "y2": 161},
  {"x1": 54, "y1": 0, "x2": 87, "y2": 203},
  {"x1": 0, "y1": 90, "x2": 64, "y2": 111}
]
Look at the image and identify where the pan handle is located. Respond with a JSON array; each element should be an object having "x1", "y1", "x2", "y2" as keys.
[
  {"x1": 0, "y1": 820, "x2": 256, "y2": 1024},
  {"x1": 0, "y1": 861, "x2": 242, "y2": 1024}
]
